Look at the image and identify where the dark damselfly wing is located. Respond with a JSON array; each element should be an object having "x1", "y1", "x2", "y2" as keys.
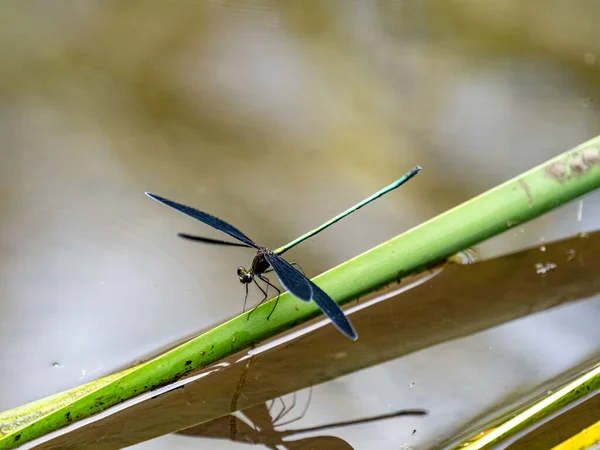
[
  {"x1": 145, "y1": 193, "x2": 258, "y2": 248},
  {"x1": 309, "y1": 280, "x2": 357, "y2": 340},
  {"x1": 264, "y1": 253, "x2": 312, "y2": 302},
  {"x1": 178, "y1": 233, "x2": 251, "y2": 248},
  {"x1": 264, "y1": 253, "x2": 358, "y2": 340}
]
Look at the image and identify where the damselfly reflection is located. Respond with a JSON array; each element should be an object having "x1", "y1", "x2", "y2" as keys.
[{"x1": 178, "y1": 388, "x2": 427, "y2": 449}]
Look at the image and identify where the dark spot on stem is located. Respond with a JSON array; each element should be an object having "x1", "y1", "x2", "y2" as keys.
[{"x1": 519, "y1": 179, "x2": 534, "y2": 208}]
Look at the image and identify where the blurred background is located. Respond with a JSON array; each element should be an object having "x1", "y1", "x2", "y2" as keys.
[{"x1": 1, "y1": 1, "x2": 600, "y2": 448}]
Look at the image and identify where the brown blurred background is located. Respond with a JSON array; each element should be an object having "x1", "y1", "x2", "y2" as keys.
[{"x1": 1, "y1": 1, "x2": 600, "y2": 448}]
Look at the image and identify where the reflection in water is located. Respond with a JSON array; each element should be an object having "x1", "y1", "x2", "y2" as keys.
[{"x1": 179, "y1": 388, "x2": 427, "y2": 450}]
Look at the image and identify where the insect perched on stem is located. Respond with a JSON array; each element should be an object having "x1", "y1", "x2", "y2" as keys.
[{"x1": 146, "y1": 165, "x2": 421, "y2": 340}]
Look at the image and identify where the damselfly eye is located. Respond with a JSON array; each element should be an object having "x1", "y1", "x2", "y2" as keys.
[{"x1": 237, "y1": 266, "x2": 252, "y2": 284}]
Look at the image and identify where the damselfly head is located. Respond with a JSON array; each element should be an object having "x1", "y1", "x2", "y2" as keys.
[{"x1": 237, "y1": 266, "x2": 253, "y2": 284}]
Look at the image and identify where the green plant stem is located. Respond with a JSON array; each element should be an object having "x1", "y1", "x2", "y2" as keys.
[{"x1": 1, "y1": 136, "x2": 599, "y2": 449}]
